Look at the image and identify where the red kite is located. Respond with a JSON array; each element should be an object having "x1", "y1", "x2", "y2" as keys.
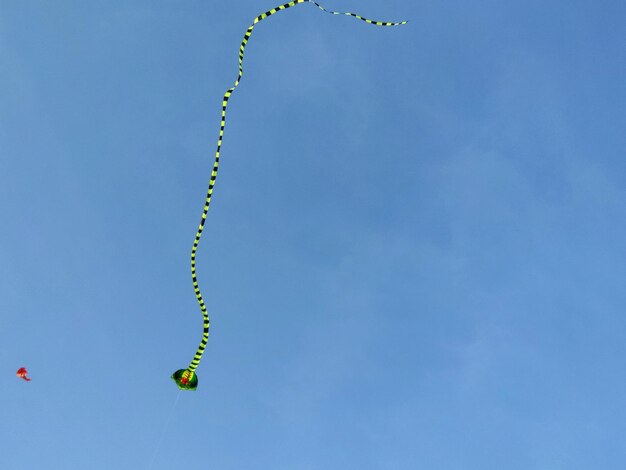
[{"x1": 16, "y1": 367, "x2": 31, "y2": 382}]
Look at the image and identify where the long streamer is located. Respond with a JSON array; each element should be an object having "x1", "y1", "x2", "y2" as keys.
[{"x1": 172, "y1": 1, "x2": 407, "y2": 391}]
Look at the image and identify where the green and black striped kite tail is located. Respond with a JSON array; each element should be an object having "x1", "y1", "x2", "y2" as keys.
[
  {"x1": 172, "y1": 0, "x2": 407, "y2": 391},
  {"x1": 309, "y1": 1, "x2": 408, "y2": 26}
]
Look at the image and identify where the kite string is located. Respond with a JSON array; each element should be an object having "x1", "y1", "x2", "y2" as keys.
[{"x1": 147, "y1": 390, "x2": 181, "y2": 470}]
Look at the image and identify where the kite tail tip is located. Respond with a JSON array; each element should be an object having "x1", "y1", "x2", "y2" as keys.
[{"x1": 171, "y1": 369, "x2": 198, "y2": 391}]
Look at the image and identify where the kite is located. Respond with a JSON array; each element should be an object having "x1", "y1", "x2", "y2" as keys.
[
  {"x1": 16, "y1": 367, "x2": 31, "y2": 382},
  {"x1": 172, "y1": 0, "x2": 407, "y2": 391}
]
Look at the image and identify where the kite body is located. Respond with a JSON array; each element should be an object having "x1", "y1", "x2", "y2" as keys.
[
  {"x1": 16, "y1": 367, "x2": 31, "y2": 382},
  {"x1": 172, "y1": 368, "x2": 198, "y2": 391},
  {"x1": 173, "y1": 0, "x2": 407, "y2": 390}
]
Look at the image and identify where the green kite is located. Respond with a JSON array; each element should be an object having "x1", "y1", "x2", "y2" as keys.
[{"x1": 172, "y1": 0, "x2": 407, "y2": 391}]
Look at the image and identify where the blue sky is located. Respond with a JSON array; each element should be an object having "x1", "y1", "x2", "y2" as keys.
[{"x1": 1, "y1": 1, "x2": 625, "y2": 469}]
